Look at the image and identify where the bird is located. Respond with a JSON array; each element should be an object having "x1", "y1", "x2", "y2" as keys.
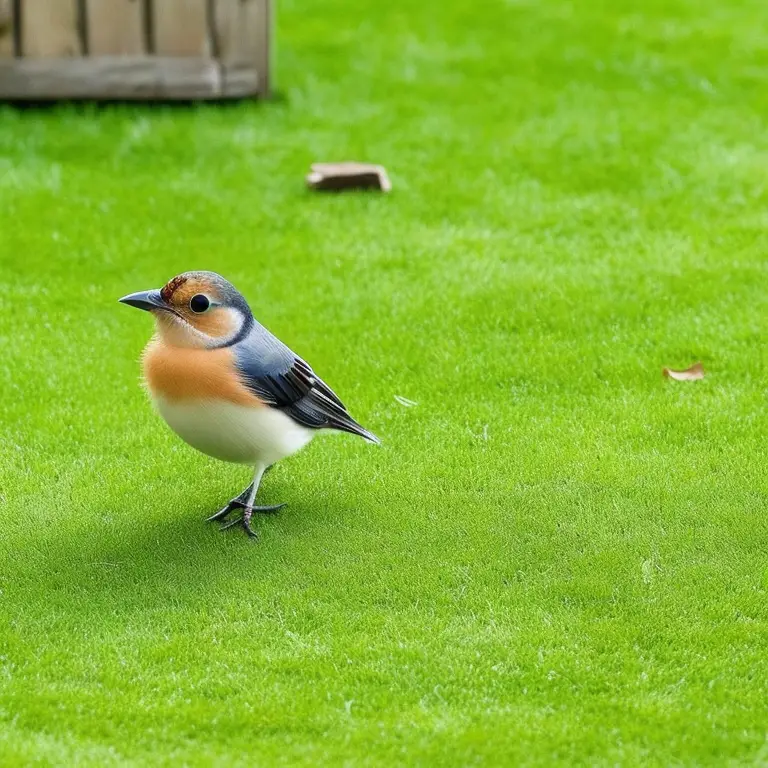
[{"x1": 119, "y1": 271, "x2": 379, "y2": 538}]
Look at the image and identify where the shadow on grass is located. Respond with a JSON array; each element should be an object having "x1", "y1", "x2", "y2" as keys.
[
  {"x1": 2, "y1": 468, "x2": 349, "y2": 623},
  {"x1": 1, "y1": 91, "x2": 289, "y2": 114}
]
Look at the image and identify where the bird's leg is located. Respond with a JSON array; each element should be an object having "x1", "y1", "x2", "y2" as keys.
[
  {"x1": 206, "y1": 482, "x2": 254, "y2": 523},
  {"x1": 218, "y1": 464, "x2": 286, "y2": 539},
  {"x1": 207, "y1": 465, "x2": 282, "y2": 524}
]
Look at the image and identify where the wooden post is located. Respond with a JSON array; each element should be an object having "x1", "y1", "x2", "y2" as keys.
[
  {"x1": 0, "y1": 0, "x2": 272, "y2": 100},
  {"x1": 215, "y1": 0, "x2": 269, "y2": 97},
  {"x1": 253, "y1": 0, "x2": 271, "y2": 97}
]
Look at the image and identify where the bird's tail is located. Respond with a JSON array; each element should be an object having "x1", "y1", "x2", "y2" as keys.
[
  {"x1": 291, "y1": 383, "x2": 381, "y2": 444},
  {"x1": 354, "y1": 424, "x2": 381, "y2": 445},
  {"x1": 289, "y1": 398, "x2": 381, "y2": 444},
  {"x1": 331, "y1": 413, "x2": 380, "y2": 444}
]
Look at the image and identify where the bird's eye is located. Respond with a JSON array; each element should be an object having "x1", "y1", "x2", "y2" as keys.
[{"x1": 189, "y1": 294, "x2": 210, "y2": 314}]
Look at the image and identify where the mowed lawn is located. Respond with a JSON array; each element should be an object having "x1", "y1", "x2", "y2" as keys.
[{"x1": 1, "y1": 0, "x2": 767, "y2": 764}]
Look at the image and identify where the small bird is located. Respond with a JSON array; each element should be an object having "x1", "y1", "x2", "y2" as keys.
[{"x1": 119, "y1": 271, "x2": 379, "y2": 538}]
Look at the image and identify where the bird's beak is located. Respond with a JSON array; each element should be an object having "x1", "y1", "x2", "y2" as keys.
[{"x1": 118, "y1": 289, "x2": 166, "y2": 312}]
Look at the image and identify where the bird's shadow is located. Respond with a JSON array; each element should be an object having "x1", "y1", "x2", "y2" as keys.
[{"x1": 5, "y1": 468, "x2": 345, "y2": 624}]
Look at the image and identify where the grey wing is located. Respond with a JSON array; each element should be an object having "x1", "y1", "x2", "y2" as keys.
[{"x1": 233, "y1": 326, "x2": 379, "y2": 443}]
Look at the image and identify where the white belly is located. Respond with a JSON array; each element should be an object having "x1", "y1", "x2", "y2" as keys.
[{"x1": 153, "y1": 397, "x2": 314, "y2": 466}]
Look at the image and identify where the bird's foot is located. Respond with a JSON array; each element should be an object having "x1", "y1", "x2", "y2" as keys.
[
  {"x1": 206, "y1": 468, "x2": 276, "y2": 523},
  {"x1": 206, "y1": 483, "x2": 253, "y2": 523},
  {"x1": 207, "y1": 494, "x2": 285, "y2": 523},
  {"x1": 218, "y1": 504, "x2": 287, "y2": 539}
]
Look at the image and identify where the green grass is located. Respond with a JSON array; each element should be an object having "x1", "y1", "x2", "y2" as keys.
[{"x1": 1, "y1": 0, "x2": 768, "y2": 764}]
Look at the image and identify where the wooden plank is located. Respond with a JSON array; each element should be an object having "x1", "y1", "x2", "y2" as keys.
[
  {"x1": 0, "y1": 0, "x2": 14, "y2": 56},
  {"x1": 251, "y1": 0, "x2": 270, "y2": 96},
  {"x1": 219, "y1": 62, "x2": 258, "y2": 97},
  {"x1": 87, "y1": 0, "x2": 144, "y2": 55},
  {"x1": 23, "y1": 0, "x2": 82, "y2": 57},
  {"x1": 0, "y1": 56, "x2": 221, "y2": 98},
  {"x1": 153, "y1": 0, "x2": 210, "y2": 56},
  {"x1": 307, "y1": 163, "x2": 392, "y2": 193},
  {"x1": 214, "y1": 0, "x2": 256, "y2": 96},
  {"x1": 215, "y1": 0, "x2": 270, "y2": 96}
]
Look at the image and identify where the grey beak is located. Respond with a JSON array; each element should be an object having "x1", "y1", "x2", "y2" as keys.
[{"x1": 118, "y1": 289, "x2": 165, "y2": 312}]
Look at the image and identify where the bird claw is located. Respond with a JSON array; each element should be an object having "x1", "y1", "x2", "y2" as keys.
[
  {"x1": 206, "y1": 504, "x2": 237, "y2": 523},
  {"x1": 210, "y1": 503, "x2": 287, "y2": 538},
  {"x1": 219, "y1": 513, "x2": 258, "y2": 538},
  {"x1": 206, "y1": 478, "x2": 285, "y2": 537},
  {"x1": 217, "y1": 504, "x2": 285, "y2": 538},
  {"x1": 251, "y1": 503, "x2": 287, "y2": 515},
  {"x1": 206, "y1": 483, "x2": 254, "y2": 523}
]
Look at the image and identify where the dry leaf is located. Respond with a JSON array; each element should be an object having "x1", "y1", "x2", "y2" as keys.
[
  {"x1": 306, "y1": 162, "x2": 392, "y2": 192},
  {"x1": 394, "y1": 395, "x2": 418, "y2": 407},
  {"x1": 663, "y1": 362, "x2": 705, "y2": 381}
]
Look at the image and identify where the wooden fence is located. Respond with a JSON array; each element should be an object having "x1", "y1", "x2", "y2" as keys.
[{"x1": 0, "y1": 0, "x2": 270, "y2": 99}]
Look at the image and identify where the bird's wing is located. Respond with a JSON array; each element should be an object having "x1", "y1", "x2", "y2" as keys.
[{"x1": 233, "y1": 326, "x2": 379, "y2": 443}]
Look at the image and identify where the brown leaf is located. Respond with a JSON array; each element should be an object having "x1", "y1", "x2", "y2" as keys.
[
  {"x1": 663, "y1": 362, "x2": 705, "y2": 381},
  {"x1": 306, "y1": 162, "x2": 392, "y2": 192}
]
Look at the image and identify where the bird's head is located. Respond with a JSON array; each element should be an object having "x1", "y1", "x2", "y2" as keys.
[{"x1": 119, "y1": 271, "x2": 253, "y2": 348}]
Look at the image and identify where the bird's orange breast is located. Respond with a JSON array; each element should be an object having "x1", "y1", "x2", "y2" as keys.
[{"x1": 142, "y1": 338, "x2": 262, "y2": 406}]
